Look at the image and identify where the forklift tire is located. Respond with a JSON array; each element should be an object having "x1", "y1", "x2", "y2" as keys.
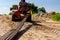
[
  {"x1": 12, "y1": 14, "x2": 17, "y2": 21},
  {"x1": 26, "y1": 15, "x2": 31, "y2": 22}
]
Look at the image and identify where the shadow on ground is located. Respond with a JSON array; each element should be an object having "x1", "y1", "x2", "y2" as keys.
[{"x1": 12, "y1": 22, "x2": 42, "y2": 40}]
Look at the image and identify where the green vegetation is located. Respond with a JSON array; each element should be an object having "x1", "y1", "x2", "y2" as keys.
[
  {"x1": 10, "y1": 5, "x2": 18, "y2": 11},
  {"x1": 30, "y1": 3, "x2": 46, "y2": 14},
  {"x1": 38, "y1": 7, "x2": 46, "y2": 13},
  {"x1": 30, "y1": 3, "x2": 46, "y2": 13},
  {"x1": 30, "y1": 3, "x2": 38, "y2": 13},
  {"x1": 51, "y1": 13, "x2": 60, "y2": 21}
]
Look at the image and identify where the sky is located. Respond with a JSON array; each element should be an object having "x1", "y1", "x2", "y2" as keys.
[{"x1": 0, "y1": 0, "x2": 60, "y2": 14}]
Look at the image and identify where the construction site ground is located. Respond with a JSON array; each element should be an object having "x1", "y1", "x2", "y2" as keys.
[{"x1": 0, "y1": 14, "x2": 60, "y2": 40}]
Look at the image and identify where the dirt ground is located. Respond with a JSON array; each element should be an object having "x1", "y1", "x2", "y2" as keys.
[{"x1": 0, "y1": 14, "x2": 60, "y2": 40}]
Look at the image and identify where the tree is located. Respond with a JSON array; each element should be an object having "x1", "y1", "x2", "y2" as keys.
[
  {"x1": 30, "y1": 3, "x2": 38, "y2": 13},
  {"x1": 9, "y1": 12, "x2": 12, "y2": 15},
  {"x1": 38, "y1": 7, "x2": 46, "y2": 13},
  {"x1": 10, "y1": 5, "x2": 18, "y2": 11}
]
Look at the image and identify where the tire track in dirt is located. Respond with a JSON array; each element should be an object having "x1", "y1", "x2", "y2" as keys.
[
  {"x1": 19, "y1": 23, "x2": 60, "y2": 40},
  {"x1": 31, "y1": 24, "x2": 60, "y2": 40}
]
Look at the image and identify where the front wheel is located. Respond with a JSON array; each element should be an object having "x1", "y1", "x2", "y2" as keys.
[{"x1": 12, "y1": 14, "x2": 18, "y2": 21}]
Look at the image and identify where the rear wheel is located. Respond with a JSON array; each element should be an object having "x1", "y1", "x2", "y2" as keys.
[{"x1": 26, "y1": 14, "x2": 31, "y2": 22}]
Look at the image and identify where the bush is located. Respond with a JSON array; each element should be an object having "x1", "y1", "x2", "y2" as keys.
[{"x1": 52, "y1": 13, "x2": 60, "y2": 21}]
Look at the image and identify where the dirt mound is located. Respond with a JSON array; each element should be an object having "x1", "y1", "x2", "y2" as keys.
[
  {"x1": 0, "y1": 15, "x2": 60, "y2": 40},
  {"x1": 18, "y1": 23, "x2": 60, "y2": 40},
  {"x1": 36, "y1": 12, "x2": 55, "y2": 19},
  {"x1": 0, "y1": 16, "x2": 19, "y2": 36}
]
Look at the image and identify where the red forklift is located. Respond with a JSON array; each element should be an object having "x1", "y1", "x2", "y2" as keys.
[{"x1": 11, "y1": 0, "x2": 32, "y2": 21}]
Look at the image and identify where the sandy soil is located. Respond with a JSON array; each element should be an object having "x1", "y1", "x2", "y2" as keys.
[
  {"x1": 0, "y1": 16, "x2": 19, "y2": 36},
  {"x1": 18, "y1": 15, "x2": 60, "y2": 40},
  {"x1": 0, "y1": 15, "x2": 60, "y2": 40}
]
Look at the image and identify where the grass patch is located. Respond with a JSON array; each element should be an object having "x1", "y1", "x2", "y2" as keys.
[{"x1": 51, "y1": 13, "x2": 60, "y2": 21}]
